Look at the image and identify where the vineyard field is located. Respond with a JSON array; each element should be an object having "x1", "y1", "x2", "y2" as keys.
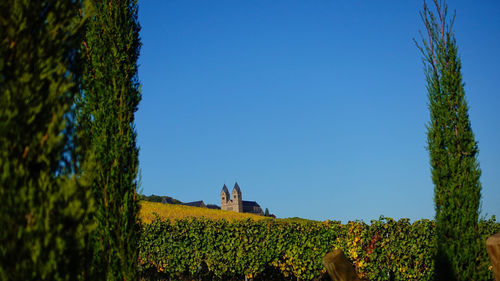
[{"x1": 139, "y1": 201, "x2": 268, "y2": 223}]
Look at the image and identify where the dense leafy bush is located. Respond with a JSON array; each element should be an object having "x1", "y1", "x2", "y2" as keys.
[{"x1": 139, "y1": 216, "x2": 499, "y2": 281}]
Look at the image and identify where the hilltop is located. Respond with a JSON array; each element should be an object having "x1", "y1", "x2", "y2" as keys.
[{"x1": 139, "y1": 201, "x2": 269, "y2": 223}]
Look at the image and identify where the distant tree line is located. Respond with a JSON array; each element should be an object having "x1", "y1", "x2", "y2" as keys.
[
  {"x1": 140, "y1": 194, "x2": 182, "y2": 204},
  {"x1": 140, "y1": 194, "x2": 254, "y2": 212}
]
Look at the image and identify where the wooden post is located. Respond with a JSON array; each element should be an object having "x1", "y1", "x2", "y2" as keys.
[
  {"x1": 322, "y1": 249, "x2": 363, "y2": 281},
  {"x1": 487, "y1": 232, "x2": 500, "y2": 281}
]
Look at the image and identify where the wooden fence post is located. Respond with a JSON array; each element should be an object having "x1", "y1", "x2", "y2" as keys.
[{"x1": 322, "y1": 249, "x2": 363, "y2": 281}]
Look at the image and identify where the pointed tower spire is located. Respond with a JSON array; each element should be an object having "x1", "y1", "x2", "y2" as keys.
[
  {"x1": 233, "y1": 182, "x2": 241, "y2": 195},
  {"x1": 232, "y1": 182, "x2": 242, "y2": 212},
  {"x1": 220, "y1": 184, "x2": 230, "y2": 210},
  {"x1": 222, "y1": 184, "x2": 229, "y2": 195}
]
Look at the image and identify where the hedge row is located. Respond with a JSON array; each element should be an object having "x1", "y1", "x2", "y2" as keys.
[{"x1": 138, "y1": 216, "x2": 499, "y2": 281}]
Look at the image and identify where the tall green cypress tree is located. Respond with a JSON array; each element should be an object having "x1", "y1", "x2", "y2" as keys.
[
  {"x1": 0, "y1": 1, "x2": 93, "y2": 280},
  {"x1": 417, "y1": 1, "x2": 482, "y2": 280},
  {"x1": 79, "y1": 0, "x2": 141, "y2": 280}
]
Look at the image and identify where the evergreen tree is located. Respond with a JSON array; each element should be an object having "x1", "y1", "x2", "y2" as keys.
[
  {"x1": 0, "y1": 1, "x2": 93, "y2": 280},
  {"x1": 417, "y1": 1, "x2": 482, "y2": 280},
  {"x1": 265, "y1": 208, "x2": 270, "y2": 217},
  {"x1": 79, "y1": 0, "x2": 141, "y2": 280}
]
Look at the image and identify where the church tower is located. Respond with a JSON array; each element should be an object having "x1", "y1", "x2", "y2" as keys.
[
  {"x1": 220, "y1": 184, "x2": 230, "y2": 210},
  {"x1": 232, "y1": 182, "x2": 243, "y2": 212}
]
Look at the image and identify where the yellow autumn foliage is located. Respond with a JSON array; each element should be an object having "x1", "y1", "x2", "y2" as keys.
[{"x1": 139, "y1": 201, "x2": 268, "y2": 223}]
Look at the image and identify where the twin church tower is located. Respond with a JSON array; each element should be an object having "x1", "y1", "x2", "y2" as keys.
[{"x1": 220, "y1": 182, "x2": 263, "y2": 215}]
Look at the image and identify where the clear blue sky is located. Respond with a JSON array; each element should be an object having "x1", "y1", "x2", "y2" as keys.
[{"x1": 136, "y1": 0, "x2": 500, "y2": 222}]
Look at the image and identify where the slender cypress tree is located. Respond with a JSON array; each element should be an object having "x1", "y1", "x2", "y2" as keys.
[
  {"x1": 0, "y1": 1, "x2": 93, "y2": 280},
  {"x1": 79, "y1": 0, "x2": 141, "y2": 280},
  {"x1": 417, "y1": 1, "x2": 482, "y2": 280}
]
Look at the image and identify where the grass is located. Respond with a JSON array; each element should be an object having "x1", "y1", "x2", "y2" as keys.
[{"x1": 139, "y1": 201, "x2": 269, "y2": 223}]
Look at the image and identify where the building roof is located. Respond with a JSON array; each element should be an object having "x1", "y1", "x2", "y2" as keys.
[
  {"x1": 233, "y1": 182, "x2": 241, "y2": 194},
  {"x1": 242, "y1": 200, "x2": 260, "y2": 207},
  {"x1": 221, "y1": 184, "x2": 229, "y2": 195},
  {"x1": 182, "y1": 201, "x2": 206, "y2": 208}
]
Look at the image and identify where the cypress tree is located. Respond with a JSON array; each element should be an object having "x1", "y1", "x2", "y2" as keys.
[
  {"x1": 417, "y1": 1, "x2": 482, "y2": 280},
  {"x1": 79, "y1": 0, "x2": 141, "y2": 280},
  {"x1": 0, "y1": 1, "x2": 93, "y2": 280}
]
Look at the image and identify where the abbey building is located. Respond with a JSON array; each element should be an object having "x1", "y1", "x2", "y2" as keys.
[{"x1": 220, "y1": 182, "x2": 264, "y2": 215}]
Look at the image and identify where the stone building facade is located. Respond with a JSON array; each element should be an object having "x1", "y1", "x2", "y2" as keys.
[{"x1": 220, "y1": 182, "x2": 264, "y2": 215}]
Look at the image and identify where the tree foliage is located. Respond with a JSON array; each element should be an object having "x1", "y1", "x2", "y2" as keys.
[
  {"x1": 417, "y1": 1, "x2": 483, "y2": 280},
  {"x1": 79, "y1": 0, "x2": 142, "y2": 280},
  {"x1": 0, "y1": 1, "x2": 93, "y2": 280}
]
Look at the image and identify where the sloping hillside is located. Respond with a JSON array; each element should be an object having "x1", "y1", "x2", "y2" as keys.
[{"x1": 139, "y1": 201, "x2": 268, "y2": 223}]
